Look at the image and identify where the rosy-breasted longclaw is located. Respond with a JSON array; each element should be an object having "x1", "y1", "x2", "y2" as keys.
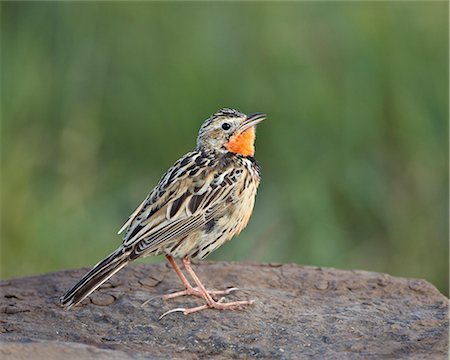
[{"x1": 60, "y1": 108, "x2": 265, "y2": 317}]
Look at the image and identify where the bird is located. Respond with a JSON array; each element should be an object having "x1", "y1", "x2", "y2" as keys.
[{"x1": 60, "y1": 108, "x2": 265, "y2": 317}]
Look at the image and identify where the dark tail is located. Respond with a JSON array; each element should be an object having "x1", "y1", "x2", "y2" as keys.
[{"x1": 60, "y1": 248, "x2": 130, "y2": 309}]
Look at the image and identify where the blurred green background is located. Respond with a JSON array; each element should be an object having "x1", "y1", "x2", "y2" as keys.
[{"x1": 2, "y1": 2, "x2": 448, "y2": 295}]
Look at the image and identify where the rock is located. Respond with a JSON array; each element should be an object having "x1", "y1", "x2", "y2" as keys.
[{"x1": 0, "y1": 262, "x2": 448, "y2": 359}]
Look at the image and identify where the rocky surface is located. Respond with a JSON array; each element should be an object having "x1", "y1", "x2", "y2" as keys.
[{"x1": 0, "y1": 262, "x2": 448, "y2": 359}]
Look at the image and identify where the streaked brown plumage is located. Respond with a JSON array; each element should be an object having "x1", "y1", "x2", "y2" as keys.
[{"x1": 60, "y1": 108, "x2": 265, "y2": 316}]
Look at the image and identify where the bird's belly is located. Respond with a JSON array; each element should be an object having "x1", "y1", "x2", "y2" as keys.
[
  {"x1": 187, "y1": 191, "x2": 257, "y2": 260},
  {"x1": 162, "y1": 175, "x2": 258, "y2": 260},
  {"x1": 163, "y1": 232, "x2": 200, "y2": 259},
  {"x1": 190, "y1": 222, "x2": 234, "y2": 260},
  {"x1": 162, "y1": 220, "x2": 231, "y2": 260}
]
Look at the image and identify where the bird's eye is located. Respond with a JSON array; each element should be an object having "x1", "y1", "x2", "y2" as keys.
[{"x1": 221, "y1": 123, "x2": 231, "y2": 131}]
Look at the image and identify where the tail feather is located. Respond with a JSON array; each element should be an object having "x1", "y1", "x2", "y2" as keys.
[{"x1": 60, "y1": 248, "x2": 130, "y2": 309}]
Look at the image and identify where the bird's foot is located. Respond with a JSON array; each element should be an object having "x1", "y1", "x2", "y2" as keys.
[
  {"x1": 141, "y1": 286, "x2": 238, "y2": 307},
  {"x1": 157, "y1": 256, "x2": 253, "y2": 319},
  {"x1": 159, "y1": 297, "x2": 254, "y2": 319},
  {"x1": 162, "y1": 286, "x2": 238, "y2": 301}
]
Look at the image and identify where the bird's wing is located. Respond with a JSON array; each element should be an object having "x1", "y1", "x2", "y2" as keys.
[
  {"x1": 117, "y1": 150, "x2": 201, "y2": 236},
  {"x1": 119, "y1": 151, "x2": 239, "y2": 255},
  {"x1": 117, "y1": 198, "x2": 146, "y2": 235}
]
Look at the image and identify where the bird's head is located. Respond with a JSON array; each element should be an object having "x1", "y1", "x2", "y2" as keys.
[{"x1": 196, "y1": 108, "x2": 266, "y2": 157}]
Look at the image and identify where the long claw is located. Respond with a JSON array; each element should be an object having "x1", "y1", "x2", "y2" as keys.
[
  {"x1": 220, "y1": 287, "x2": 239, "y2": 294},
  {"x1": 159, "y1": 307, "x2": 186, "y2": 319},
  {"x1": 141, "y1": 296, "x2": 162, "y2": 307}
]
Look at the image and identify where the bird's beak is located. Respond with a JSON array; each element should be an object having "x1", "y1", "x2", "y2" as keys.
[{"x1": 239, "y1": 113, "x2": 266, "y2": 133}]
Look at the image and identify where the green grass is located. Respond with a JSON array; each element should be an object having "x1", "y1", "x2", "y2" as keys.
[{"x1": 1, "y1": 2, "x2": 448, "y2": 296}]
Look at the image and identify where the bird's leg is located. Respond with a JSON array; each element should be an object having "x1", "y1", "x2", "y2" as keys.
[
  {"x1": 161, "y1": 255, "x2": 202, "y2": 300},
  {"x1": 161, "y1": 255, "x2": 237, "y2": 301},
  {"x1": 159, "y1": 257, "x2": 253, "y2": 318},
  {"x1": 166, "y1": 255, "x2": 193, "y2": 290}
]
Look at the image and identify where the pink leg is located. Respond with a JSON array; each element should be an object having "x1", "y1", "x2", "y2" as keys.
[
  {"x1": 159, "y1": 256, "x2": 253, "y2": 318},
  {"x1": 166, "y1": 255, "x2": 194, "y2": 289},
  {"x1": 162, "y1": 255, "x2": 237, "y2": 300}
]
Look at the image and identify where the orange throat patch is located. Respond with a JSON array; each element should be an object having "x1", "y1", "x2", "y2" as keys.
[{"x1": 225, "y1": 127, "x2": 256, "y2": 157}]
